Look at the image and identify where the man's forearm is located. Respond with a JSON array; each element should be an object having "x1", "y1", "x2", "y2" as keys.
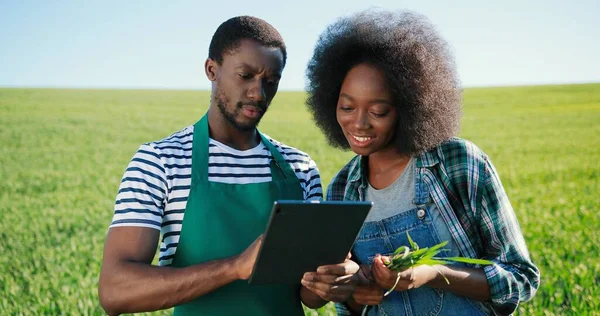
[
  {"x1": 99, "y1": 256, "x2": 239, "y2": 315},
  {"x1": 300, "y1": 286, "x2": 328, "y2": 309},
  {"x1": 344, "y1": 296, "x2": 366, "y2": 315}
]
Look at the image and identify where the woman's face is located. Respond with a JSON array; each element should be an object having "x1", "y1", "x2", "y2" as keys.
[{"x1": 336, "y1": 63, "x2": 398, "y2": 156}]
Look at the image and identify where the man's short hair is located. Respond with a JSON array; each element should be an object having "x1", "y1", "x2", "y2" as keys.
[{"x1": 209, "y1": 16, "x2": 287, "y2": 66}]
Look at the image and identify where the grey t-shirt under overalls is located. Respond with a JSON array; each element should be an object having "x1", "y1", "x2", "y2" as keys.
[{"x1": 354, "y1": 158, "x2": 490, "y2": 315}]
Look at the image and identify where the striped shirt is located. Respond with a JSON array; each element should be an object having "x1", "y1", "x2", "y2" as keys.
[
  {"x1": 327, "y1": 137, "x2": 539, "y2": 315},
  {"x1": 110, "y1": 125, "x2": 323, "y2": 266}
]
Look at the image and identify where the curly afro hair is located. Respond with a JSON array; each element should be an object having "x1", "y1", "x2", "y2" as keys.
[
  {"x1": 209, "y1": 16, "x2": 287, "y2": 66},
  {"x1": 306, "y1": 10, "x2": 462, "y2": 156}
]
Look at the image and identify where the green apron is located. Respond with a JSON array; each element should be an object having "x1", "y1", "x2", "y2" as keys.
[{"x1": 171, "y1": 114, "x2": 305, "y2": 315}]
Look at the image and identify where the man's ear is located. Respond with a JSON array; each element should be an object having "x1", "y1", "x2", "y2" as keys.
[{"x1": 205, "y1": 58, "x2": 218, "y2": 81}]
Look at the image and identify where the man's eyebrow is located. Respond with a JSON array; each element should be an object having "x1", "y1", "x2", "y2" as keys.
[
  {"x1": 234, "y1": 63, "x2": 282, "y2": 78},
  {"x1": 234, "y1": 63, "x2": 256, "y2": 71}
]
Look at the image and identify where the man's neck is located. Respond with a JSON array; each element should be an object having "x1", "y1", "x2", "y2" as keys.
[{"x1": 206, "y1": 108, "x2": 260, "y2": 151}]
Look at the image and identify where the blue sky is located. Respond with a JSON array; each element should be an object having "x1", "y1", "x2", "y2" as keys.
[{"x1": 1, "y1": 0, "x2": 598, "y2": 90}]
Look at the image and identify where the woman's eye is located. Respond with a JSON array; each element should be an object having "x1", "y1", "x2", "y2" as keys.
[
  {"x1": 371, "y1": 112, "x2": 388, "y2": 118},
  {"x1": 339, "y1": 106, "x2": 353, "y2": 112}
]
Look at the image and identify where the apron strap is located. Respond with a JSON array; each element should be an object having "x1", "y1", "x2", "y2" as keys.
[
  {"x1": 259, "y1": 133, "x2": 298, "y2": 181},
  {"x1": 191, "y1": 114, "x2": 210, "y2": 182}
]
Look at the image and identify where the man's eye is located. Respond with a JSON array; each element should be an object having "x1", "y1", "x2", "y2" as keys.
[{"x1": 238, "y1": 74, "x2": 252, "y2": 79}]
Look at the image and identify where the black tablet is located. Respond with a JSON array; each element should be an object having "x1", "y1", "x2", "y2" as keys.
[{"x1": 248, "y1": 200, "x2": 373, "y2": 285}]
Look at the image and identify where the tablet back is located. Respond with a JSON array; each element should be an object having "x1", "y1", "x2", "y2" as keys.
[{"x1": 249, "y1": 200, "x2": 372, "y2": 285}]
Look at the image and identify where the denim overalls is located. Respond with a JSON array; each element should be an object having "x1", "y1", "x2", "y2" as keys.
[{"x1": 352, "y1": 170, "x2": 490, "y2": 316}]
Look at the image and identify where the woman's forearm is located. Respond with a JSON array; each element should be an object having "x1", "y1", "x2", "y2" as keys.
[{"x1": 428, "y1": 265, "x2": 491, "y2": 302}]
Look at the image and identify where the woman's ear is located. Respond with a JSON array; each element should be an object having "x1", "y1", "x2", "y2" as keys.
[{"x1": 205, "y1": 58, "x2": 218, "y2": 81}]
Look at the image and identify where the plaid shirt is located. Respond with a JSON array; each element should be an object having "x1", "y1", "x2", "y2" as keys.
[{"x1": 328, "y1": 137, "x2": 540, "y2": 315}]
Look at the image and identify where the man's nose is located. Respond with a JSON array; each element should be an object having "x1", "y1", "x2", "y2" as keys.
[{"x1": 247, "y1": 79, "x2": 266, "y2": 102}]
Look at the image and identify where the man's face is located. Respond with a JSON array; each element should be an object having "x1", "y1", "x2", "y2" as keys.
[{"x1": 208, "y1": 39, "x2": 284, "y2": 131}]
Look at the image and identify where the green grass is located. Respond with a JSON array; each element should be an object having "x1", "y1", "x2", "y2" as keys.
[{"x1": 1, "y1": 84, "x2": 598, "y2": 315}]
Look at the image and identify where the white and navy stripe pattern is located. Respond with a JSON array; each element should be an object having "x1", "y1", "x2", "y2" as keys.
[{"x1": 110, "y1": 125, "x2": 323, "y2": 266}]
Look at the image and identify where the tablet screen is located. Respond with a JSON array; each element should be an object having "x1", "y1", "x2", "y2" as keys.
[{"x1": 248, "y1": 200, "x2": 372, "y2": 285}]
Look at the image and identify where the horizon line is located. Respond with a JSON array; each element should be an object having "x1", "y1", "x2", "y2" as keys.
[{"x1": 1, "y1": 81, "x2": 599, "y2": 92}]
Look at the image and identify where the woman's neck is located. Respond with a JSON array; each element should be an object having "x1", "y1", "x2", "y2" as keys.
[{"x1": 366, "y1": 150, "x2": 411, "y2": 190}]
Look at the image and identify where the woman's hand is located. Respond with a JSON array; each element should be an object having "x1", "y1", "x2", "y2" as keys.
[{"x1": 371, "y1": 254, "x2": 438, "y2": 292}]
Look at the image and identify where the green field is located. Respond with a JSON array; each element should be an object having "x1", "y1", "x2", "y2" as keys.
[{"x1": 1, "y1": 84, "x2": 599, "y2": 315}]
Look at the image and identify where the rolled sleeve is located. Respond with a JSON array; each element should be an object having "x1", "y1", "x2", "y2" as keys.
[{"x1": 480, "y1": 156, "x2": 540, "y2": 314}]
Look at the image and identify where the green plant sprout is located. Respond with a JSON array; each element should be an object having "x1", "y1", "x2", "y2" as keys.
[{"x1": 361, "y1": 232, "x2": 494, "y2": 316}]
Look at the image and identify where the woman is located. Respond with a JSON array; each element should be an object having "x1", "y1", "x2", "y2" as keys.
[{"x1": 303, "y1": 10, "x2": 540, "y2": 315}]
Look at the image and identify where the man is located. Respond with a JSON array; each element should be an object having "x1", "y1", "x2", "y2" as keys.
[{"x1": 98, "y1": 16, "x2": 358, "y2": 315}]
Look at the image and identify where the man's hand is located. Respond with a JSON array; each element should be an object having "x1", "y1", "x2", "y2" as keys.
[
  {"x1": 233, "y1": 235, "x2": 263, "y2": 280},
  {"x1": 352, "y1": 283, "x2": 384, "y2": 306},
  {"x1": 301, "y1": 254, "x2": 360, "y2": 302},
  {"x1": 371, "y1": 254, "x2": 437, "y2": 292}
]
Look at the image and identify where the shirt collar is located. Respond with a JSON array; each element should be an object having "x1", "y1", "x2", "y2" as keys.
[
  {"x1": 348, "y1": 155, "x2": 365, "y2": 184},
  {"x1": 348, "y1": 146, "x2": 440, "y2": 183},
  {"x1": 416, "y1": 147, "x2": 440, "y2": 168}
]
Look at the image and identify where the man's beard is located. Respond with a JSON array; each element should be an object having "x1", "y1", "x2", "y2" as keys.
[{"x1": 215, "y1": 89, "x2": 267, "y2": 132}]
